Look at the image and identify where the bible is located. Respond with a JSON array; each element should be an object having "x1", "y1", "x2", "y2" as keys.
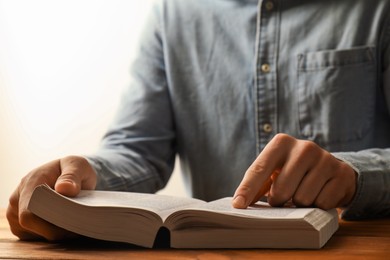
[{"x1": 28, "y1": 184, "x2": 339, "y2": 249}]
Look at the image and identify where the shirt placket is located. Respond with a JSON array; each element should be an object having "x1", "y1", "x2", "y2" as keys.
[{"x1": 254, "y1": 0, "x2": 280, "y2": 153}]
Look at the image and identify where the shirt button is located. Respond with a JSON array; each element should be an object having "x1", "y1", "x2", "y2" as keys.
[
  {"x1": 265, "y1": 1, "x2": 274, "y2": 11},
  {"x1": 261, "y1": 63, "x2": 271, "y2": 73},
  {"x1": 263, "y1": 123, "x2": 273, "y2": 133}
]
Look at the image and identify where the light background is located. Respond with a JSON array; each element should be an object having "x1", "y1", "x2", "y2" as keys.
[{"x1": 0, "y1": 0, "x2": 186, "y2": 208}]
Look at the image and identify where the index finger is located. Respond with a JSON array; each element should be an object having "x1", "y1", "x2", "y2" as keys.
[{"x1": 232, "y1": 134, "x2": 293, "y2": 208}]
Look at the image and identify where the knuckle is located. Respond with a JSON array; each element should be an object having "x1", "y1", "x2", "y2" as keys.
[
  {"x1": 315, "y1": 198, "x2": 334, "y2": 210},
  {"x1": 20, "y1": 174, "x2": 30, "y2": 186},
  {"x1": 26, "y1": 160, "x2": 62, "y2": 185},
  {"x1": 63, "y1": 155, "x2": 88, "y2": 167},
  {"x1": 300, "y1": 140, "x2": 320, "y2": 156},
  {"x1": 16, "y1": 210, "x2": 65, "y2": 242},
  {"x1": 268, "y1": 188, "x2": 291, "y2": 206},
  {"x1": 58, "y1": 171, "x2": 78, "y2": 180},
  {"x1": 292, "y1": 194, "x2": 314, "y2": 207},
  {"x1": 237, "y1": 183, "x2": 252, "y2": 193},
  {"x1": 248, "y1": 162, "x2": 267, "y2": 177},
  {"x1": 268, "y1": 197, "x2": 287, "y2": 207},
  {"x1": 302, "y1": 139, "x2": 318, "y2": 149},
  {"x1": 5, "y1": 206, "x2": 16, "y2": 225},
  {"x1": 18, "y1": 210, "x2": 34, "y2": 230},
  {"x1": 8, "y1": 192, "x2": 18, "y2": 208},
  {"x1": 60, "y1": 155, "x2": 94, "y2": 179},
  {"x1": 236, "y1": 183, "x2": 256, "y2": 196},
  {"x1": 6, "y1": 210, "x2": 29, "y2": 240},
  {"x1": 272, "y1": 133, "x2": 293, "y2": 146}
]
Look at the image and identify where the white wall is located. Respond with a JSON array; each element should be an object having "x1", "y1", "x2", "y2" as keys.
[{"x1": 0, "y1": 0, "x2": 186, "y2": 208}]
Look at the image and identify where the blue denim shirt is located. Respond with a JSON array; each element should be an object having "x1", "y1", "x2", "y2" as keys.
[{"x1": 87, "y1": 0, "x2": 390, "y2": 220}]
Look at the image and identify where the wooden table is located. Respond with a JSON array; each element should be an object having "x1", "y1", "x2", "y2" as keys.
[{"x1": 1, "y1": 209, "x2": 389, "y2": 259}]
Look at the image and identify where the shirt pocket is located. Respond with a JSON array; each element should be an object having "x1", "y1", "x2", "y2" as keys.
[{"x1": 297, "y1": 46, "x2": 377, "y2": 146}]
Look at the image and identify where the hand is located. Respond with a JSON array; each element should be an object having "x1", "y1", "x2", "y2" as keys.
[
  {"x1": 232, "y1": 134, "x2": 357, "y2": 210},
  {"x1": 6, "y1": 156, "x2": 97, "y2": 241}
]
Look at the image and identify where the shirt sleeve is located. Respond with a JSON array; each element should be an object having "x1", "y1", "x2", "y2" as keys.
[
  {"x1": 333, "y1": 150, "x2": 390, "y2": 220},
  {"x1": 86, "y1": 2, "x2": 176, "y2": 193},
  {"x1": 332, "y1": 18, "x2": 390, "y2": 220}
]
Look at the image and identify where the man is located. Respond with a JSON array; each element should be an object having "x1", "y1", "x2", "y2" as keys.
[{"x1": 7, "y1": 0, "x2": 390, "y2": 241}]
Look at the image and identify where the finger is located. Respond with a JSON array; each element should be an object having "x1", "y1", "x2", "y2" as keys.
[
  {"x1": 291, "y1": 164, "x2": 330, "y2": 207},
  {"x1": 17, "y1": 160, "x2": 62, "y2": 221},
  {"x1": 16, "y1": 167, "x2": 68, "y2": 240},
  {"x1": 314, "y1": 162, "x2": 357, "y2": 210},
  {"x1": 7, "y1": 211, "x2": 38, "y2": 240},
  {"x1": 232, "y1": 134, "x2": 294, "y2": 208},
  {"x1": 293, "y1": 156, "x2": 334, "y2": 207},
  {"x1": 9, "y1": 178, "x2": 72, "y2": 241},
  {"x1": 313, "y1": 178, "x2": 345, "y2": 210},
  {"x1": 7, "y1": 190, "x2": 38, "y2": 240},
  {"x1": 267, "y1": 162, "x2": 308, "y2": 207},
  {"x1": 18, "y1": 208, "x2": 78, "y2": 241},
  {"x1": 55, "y1": 156, "x2": 97, "y2": 197},
  {"x1": 267, "y1": 141, "x2": 322, "y2": 207},
  {"x1": 249, "y1": 170, "x2": 280, "y2": 205},
  {"x1": 232, "y1": 155, "x2": 280, "y2": 209}
]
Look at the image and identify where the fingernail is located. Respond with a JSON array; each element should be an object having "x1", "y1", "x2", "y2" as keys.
[{"x1": 233, "y1": 195, "x2": 246, "y2": 208}]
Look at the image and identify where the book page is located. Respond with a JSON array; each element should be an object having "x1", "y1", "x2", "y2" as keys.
[
  {"x1": 29, "y1": 185, "x2": 209, "y2": 247},
  {"x1": 63, "y1": 188, "x2": 206, "y2": 218},
  {"x1": 190, "y1": 197, "x2": 315, "y2": 219}
]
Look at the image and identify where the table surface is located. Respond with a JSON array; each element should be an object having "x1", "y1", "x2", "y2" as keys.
[{"x1": 1, "y1": 209, "x2": 390, "y2": 259}]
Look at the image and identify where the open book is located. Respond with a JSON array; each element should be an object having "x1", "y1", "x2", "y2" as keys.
[{"x1": 28, "y1": 184, "x2": 339, "y2": 249}]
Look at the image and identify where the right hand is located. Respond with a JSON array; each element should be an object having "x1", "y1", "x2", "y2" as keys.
[{"x1": 6, "y1": 155, "x2": 97, "y2": 241}]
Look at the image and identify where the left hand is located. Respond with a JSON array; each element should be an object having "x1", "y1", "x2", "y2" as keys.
[{"x1": 232, "y1": 133, "x2": 357, "y2": 210}]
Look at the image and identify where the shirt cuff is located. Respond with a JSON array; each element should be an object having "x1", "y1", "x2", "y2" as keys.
[{"x1": 332, "y1": 151, "x2": 390, "y2": 220}]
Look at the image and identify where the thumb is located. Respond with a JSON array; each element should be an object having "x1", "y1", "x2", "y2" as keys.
[{"x1": 54, "y1": 156, "x2": 97, "y2": 197}]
